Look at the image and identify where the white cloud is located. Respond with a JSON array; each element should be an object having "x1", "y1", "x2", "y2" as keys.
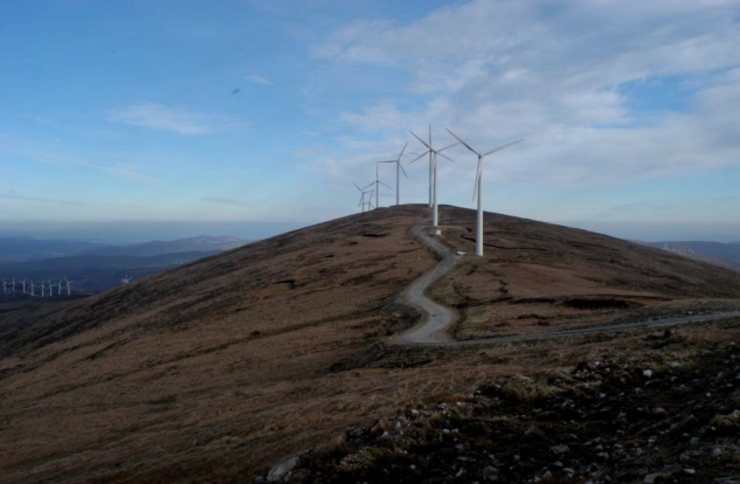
[
  {"x1": 106, "y1": 104, "x2": 244, "y2": 135},
  {"x1": 306, "y1": 0, "x2": 740, "y2": 189},
  {"x1": 0, "y1": 190, "x2": 87, "y2": 206},
  {"x1": 33, "y1": 154, "x2": 156, "y2": 184},
  {"x1": 245, "y1": 74, "x2": 274, "y2": 86}
]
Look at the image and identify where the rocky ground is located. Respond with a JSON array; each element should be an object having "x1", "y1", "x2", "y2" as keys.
[{"x1": 271, "y1": 322, "x2": 740, "y2": 483}]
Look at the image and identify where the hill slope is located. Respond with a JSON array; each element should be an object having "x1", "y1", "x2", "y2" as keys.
[{"x1": 2, "y1": 205, "x2": 740, "y2": 483}]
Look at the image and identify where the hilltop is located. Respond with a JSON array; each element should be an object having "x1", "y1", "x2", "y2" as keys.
[{"x1": 2, "y1": 205, "x2": 740, "y2": 483}]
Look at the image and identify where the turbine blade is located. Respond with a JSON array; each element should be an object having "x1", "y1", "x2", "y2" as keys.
[
  {"x1": 409, "y1": 131, "x2": 431, "y2": 150},
  {"x1": 354, "y1": 182, "x2": 362, "y2": 192},
  {"x1": 398, "y1": 141, "x2": 408, "y2": 160},
  {"x1": 482, "y1": 139, "x2": 525, "y2": 157},
  {"x1": 363, "y1": 182, "x2": 375, "y2": 190},
  {"x1": 438, "y1": 151, "x2": 456, "y2": 163},
  {"x1": 379, "y1": 181, "x2": 392, "y2": 189},
  {"x1": 377, "y1": 160, "x2": 396, "y2": 164},
  {"x1": 408, "y1": 150, "x2": 431, "y2": 165},
  {"x1": 445, "y1": 128, "x2": 479, "y2": 156},
  {"x1": 438, "y1": 141, "x2": 461, "y2": 152},
  {"x1": 400, "y1": 162, "x2": 409, "y2": 179}
]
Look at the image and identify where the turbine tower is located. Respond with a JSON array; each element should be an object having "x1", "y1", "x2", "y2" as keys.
[
  {"x1": 11, "y1": 278, "x2": 16, "y2": 293},
  {"x1": 21, "y1": 279, "x2": 27, "y2": 294},
  {"x1": 408, "y1": 128, "x2": 459, "y2": 229},
  {"x1": 40, "y1": 280, "x2": 46, "y2": 298},
  {"x1": 1, "y1": 279, "x2": 6, "y2": 294},
  {"x1": 376, "y1": 143, "x2": 409, "y2": 206},
  {"x1": 445, "y1": 128, "x2": 524, "y2": 257},
  {"x1": 30, "y1": 280, "x2": 36, "y2": 297},
  {"x1": 65, "y1": 278, "x2": 74, "y2": 296}
]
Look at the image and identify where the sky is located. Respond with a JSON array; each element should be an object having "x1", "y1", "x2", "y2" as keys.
[{"x1": 1, "y1": 0, "x2": 740, "y2": 244}]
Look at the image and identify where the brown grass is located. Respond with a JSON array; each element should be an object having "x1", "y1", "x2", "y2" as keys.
[{"x1": 1, "y1": 205, "x2": 740, "y2": 483}]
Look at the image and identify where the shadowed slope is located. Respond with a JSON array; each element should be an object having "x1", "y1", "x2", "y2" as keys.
[{"x1": 2, "y1": 205, "x2": 740, "y2": 484}]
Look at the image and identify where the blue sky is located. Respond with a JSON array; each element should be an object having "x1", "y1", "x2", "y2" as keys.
[{"x1": 1, "y1": 0, "x2": 739, "y2": 243}]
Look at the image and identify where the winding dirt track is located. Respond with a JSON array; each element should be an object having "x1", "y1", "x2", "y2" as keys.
[{"x1": 397, "y1": 221, "x2": 740, "y2": 346}]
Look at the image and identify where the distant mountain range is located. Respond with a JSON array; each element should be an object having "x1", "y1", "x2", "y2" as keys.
[
  {"x1": 0, "y1": 237, "x2": 108, "y2": 263},
  {"x1": 638, "y1": 240, "x2": 740, "y2": 272},
  {"x1": 81, "y1": 235, "x2": 249, "y2": 257},
  {"x1": 0, "y1": 235, "x2": 253, "y2": 294}
]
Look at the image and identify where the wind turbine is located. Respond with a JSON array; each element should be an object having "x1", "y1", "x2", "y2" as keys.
[
  {"x1": 357, "y1": 188, "x2": 375, "y2": 213},
  {"x1": 445, "y1": 128, "x2": 524, "y2": 257},
  {"x1": 1, "y1": 279, "x2": 6, "y2": 294},
  {"x1": 65, "y1": 278, "x2": 74, "y2": 296},
  {"x1": 354, "y1": 182, "x2": 374, "y2": 213},
  {"x1": 40, "y1": 280, "x2": 46, "y2": 298},
  {"x1": 11, "y1": 278, "x2": 16, "y2": 293},
  {"x1": 30, "y1": 280, "x2": 36, "y2": 297},
  {"x1": 56, "y1": 279, "x2": 64, "y2": 296},
  {"x1": 377, "y1": 143, "x2": 409, "y2": 206},
  {"x1": 408, "y1": 128, "x2": 459, "y2": 229},
  {"x1": 121, "y1": 274, "x2": 132, "y2": 285},
  {"x1": 21, "y1": 278, "x2": 27, "y2": 294}
]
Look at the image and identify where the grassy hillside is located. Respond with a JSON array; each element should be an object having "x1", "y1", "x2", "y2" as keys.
[{"x1": 2, "y1": 205, "x2": 740, "y2": 483}]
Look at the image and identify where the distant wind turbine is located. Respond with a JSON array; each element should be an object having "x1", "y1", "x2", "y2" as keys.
[
  {"x1": 21, "y1": 278, "x2": 27, "y2": 294},
  {"x1": 65, "y1": 278, "x2": 74, "y2": 296},
  {"x1": 445, "y1": 128, "x2": 524, "y2": 257},
  {"x1": 30, "y1": 280, "x2": 36, "y2": 297},
  {"x1": 376, "y1": 143, "x2": 409, "y2": 206},
  {"x1": 121, "y1": 275, "x2": 132, "y2": 285},
  {"x1": 408, "y1": 128, "x2": 459, "y2": 229},
  {"x1": 354, "y1": 182, "x2": 375, "y2": 213}
]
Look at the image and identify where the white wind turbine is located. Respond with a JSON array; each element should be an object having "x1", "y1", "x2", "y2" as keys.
[
  {"x1": 21, "y1": 278, "x2": 27, "y2": 294},
  {"x1": 359, "y1": 188, "x2": 375, "y2": 212},
  {"x1": 372, "y1": 158, "x2": 395, "y2": 209},
  {"x1": 65, "y1": 278, "x2": 74, "y2": 296},
  {"x1": 121, "y1": 274, "x2": 132, "y2": 285},
  {"x1": 408, "y1": 128, "x2": 459, "y2": 229},
  {"x1": 56, "y1": 279, "x2": 64, "y2": 296},
  {"x1": 1, "y1": 279, "x2": 7, "y2": 294},
  {"x1": 30, "y1": 279, "x2": 36, "y2": 297},
  {"x1": 445, "y1": 128, "x2": 524, "y2": 257},
  {"x1": 40, "y1": 280, "x2": 46, "y2": 297},
  {"x1": 376, "y1": 143, "x2": 409, "y2": 206},
  {"x1": 354, "y1": 182, "x2": 375, "y2": 213},
  {"x1": 11, "y1": 278, "x2": 16, "y2": 293}
]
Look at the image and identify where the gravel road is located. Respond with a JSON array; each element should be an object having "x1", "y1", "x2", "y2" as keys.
[{"x1": 397, "y1": 221, "x2": 740, "y2": 346}]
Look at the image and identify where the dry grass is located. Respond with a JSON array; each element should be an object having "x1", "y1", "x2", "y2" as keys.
[{"x1": 1, "y1": 205, "x2": 740, "y2": 483}]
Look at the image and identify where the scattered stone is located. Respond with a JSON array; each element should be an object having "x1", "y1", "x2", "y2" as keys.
[
  {"x1": 551, "y1": 444, "x2": 569, "y2": 455},
  {"x1": 643, "y1": 369, "x2": 653, "y2": 378},
  {"x1": 712, "y1": 447, "x2": 723, "y2": 456},
  {"x1": 684, "y1": 469, "x2": 696, "y2": 475},
  {"x1": 266, "y1": 456, "x2": 299, "y2": 483},
  {"x1": 644, "y1": 472, "x2": 660, "y2": 484}
]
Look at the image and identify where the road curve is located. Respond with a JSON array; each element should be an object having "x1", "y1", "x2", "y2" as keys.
[
  {"x1": 396, "y1": 220, "x2": 740, "y2": 346},
  {"x1": 396, "y1": 222, "x2": 460, "y2": 344}
]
